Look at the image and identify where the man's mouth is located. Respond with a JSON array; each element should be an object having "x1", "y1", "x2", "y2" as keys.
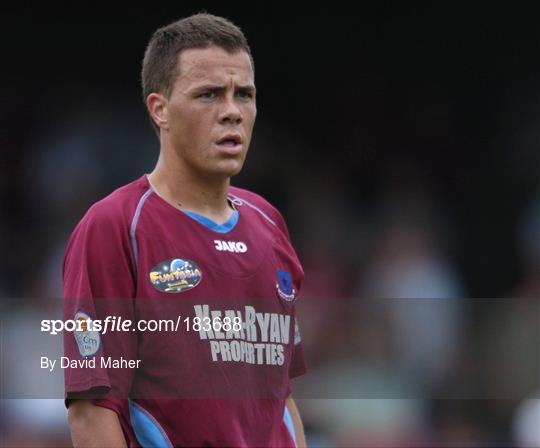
[
  {"x1": 216, "y1": 134, "x2": 242, "y2": 146},
  {"x1": 214, "y1": 134, "x2": 243, "y2": 154}
]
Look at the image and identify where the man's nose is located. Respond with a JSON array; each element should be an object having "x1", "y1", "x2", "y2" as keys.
[{"x1": 219, "y1": 95, "x2": 242, "y2": 125}]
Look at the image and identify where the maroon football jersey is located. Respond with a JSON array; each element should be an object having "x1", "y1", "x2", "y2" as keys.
[{"x1": 63, "y1": 175, "x2": 306, "y2": 447}]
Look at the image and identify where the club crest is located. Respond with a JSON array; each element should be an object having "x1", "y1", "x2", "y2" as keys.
[{"x1": 276, "y1": 270, "x2": 296, "y2": 302}]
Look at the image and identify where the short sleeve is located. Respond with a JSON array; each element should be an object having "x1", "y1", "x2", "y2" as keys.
[
  {"x1": 63, "y1": 204, "x2": 138, "y2": 404},
  {"x1": 267, "y1": 204, "x2": 307, "y2": 379}
]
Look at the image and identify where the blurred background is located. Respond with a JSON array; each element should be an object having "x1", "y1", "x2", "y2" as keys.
[{"x1": 1, "y1": 3, "x2": 539, "y2": 447}]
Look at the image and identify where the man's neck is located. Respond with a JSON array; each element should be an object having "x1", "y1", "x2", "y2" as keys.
[{"x1": 148, "y1": 157, "x2": 234, "y2": 225}]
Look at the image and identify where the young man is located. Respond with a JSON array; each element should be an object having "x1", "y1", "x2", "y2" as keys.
[{"x1": 63, "y1": 13, "x2": 307, "y2": 447}]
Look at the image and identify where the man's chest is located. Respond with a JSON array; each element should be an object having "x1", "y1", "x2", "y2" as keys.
[{"x1": 127, "y1": 217, "x2": 302, "y2": 393}]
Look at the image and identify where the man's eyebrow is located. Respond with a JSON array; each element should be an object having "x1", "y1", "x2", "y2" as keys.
[
  {"x1": 236, "y1": 84, "x2": 256, "y2": 92},
  {"x1": 191, "y1": 84, "x2": 225, "y2": 91},
  {"x1": 190, "y1": 83, "x2": 256, "y2": 92}
]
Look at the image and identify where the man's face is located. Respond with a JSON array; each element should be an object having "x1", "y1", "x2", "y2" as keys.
[{"x1": 164, "y1": 46, "x2": 257, "y2": 179}]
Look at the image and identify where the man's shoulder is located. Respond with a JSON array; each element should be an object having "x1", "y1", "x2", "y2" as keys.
[{"x1": 78, "y1": 175, "x2": 150, "y2": 229}]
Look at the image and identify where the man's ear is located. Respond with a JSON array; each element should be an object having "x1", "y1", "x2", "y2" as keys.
[{"x1": 146, "y1": 93, "x2": 169, "y2": 131}]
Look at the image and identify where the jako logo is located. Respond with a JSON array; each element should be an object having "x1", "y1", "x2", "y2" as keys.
[{"x1": 214, "y1": 240, "x2": 248, "y2": 253}]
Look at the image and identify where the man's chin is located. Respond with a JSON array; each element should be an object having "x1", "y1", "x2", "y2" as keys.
[
  {"x1": 217, "y1": 160, "x2": 245, "y2": 178},
  {"x1": 203, "y1": 162, "x2": 244, "y2": 181}
]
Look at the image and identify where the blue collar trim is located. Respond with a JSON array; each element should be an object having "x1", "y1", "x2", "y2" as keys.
[{"x1": 182, "y1": 209, "x2": 239, "y2": 234}]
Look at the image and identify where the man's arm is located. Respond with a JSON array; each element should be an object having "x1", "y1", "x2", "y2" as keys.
[
  {"x1": 286, "y1": 394, "x2": 307, "y2": 448},
  {"x1": 63, "y1": 204, "x2": 138, "y2": 446},
  {"x1": 68, "y1": 400, "x2": 126, "y2": 448}
]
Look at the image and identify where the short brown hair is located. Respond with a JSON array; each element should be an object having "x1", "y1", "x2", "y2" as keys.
[{"x1": 141, "y1": 13, "x2": 253, "y2": 135}]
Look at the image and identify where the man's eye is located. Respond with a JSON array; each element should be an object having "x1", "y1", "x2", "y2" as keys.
[
  {"x1": 198, "y1": 91, "x2": 216, "y2": 99},
  {"x1": 237, "y1": 91, "x2": 253, "y2": 100}
]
